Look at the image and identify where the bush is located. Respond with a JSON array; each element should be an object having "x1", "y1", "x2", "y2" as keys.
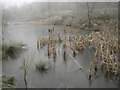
[
  {"x1": 2, "y1": 75, "x2": 15, "y2": 88},
  {"x1": 2, "y1": 42, "x2": 26, "y2": 59},
  {"x1": 35, "y1": 60, "x2": 48, "y2": 71}
]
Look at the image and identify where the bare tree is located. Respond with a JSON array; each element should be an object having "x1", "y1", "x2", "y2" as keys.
[{"x1": 86, "y1": 2, "x2": 95, "y2": 28}]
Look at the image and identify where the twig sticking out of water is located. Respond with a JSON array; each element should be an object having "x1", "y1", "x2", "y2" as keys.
[{"x1": 21, "y1": 52, "x2": 35, "y2": 88}]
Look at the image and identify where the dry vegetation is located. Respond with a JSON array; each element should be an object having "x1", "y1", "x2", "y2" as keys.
[{"x1": 37, "y1": 17, "x2": 119, "y2": 80}]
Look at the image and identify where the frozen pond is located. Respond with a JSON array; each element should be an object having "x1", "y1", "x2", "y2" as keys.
[{"x1": 2, "y1": 24, "x2": 117, "y2": 88}]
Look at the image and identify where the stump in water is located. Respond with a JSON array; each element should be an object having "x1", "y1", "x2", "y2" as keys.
[
  {"x1": 88, "y1": 66, "x2": 93, "y2": 79},
  {"x1": 58, "y1": 33, "x2": 62, "y2": 43},
  {"x1": 52, "y1": 47, "x2": 57, "y2": 62},
  {"x1": 62, "y1": 43, "x2": 67, "y2": 60},
  {"x1": 73, "y1": 51, "x2": 76, "y2": 57},
  {"x1": 37, "y1": 38, "x2": 40, "y2": 50},
  {"x1": 63, "y1": 51, "x2": 67, "y2": 61},
  {"x1": 47, "y1": 43, "x2": 50, "y2": 58}
]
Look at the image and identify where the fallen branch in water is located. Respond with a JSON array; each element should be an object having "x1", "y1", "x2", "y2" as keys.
[{"x1": 69, "y1": 53, "x2": 83, "y2": 70}]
